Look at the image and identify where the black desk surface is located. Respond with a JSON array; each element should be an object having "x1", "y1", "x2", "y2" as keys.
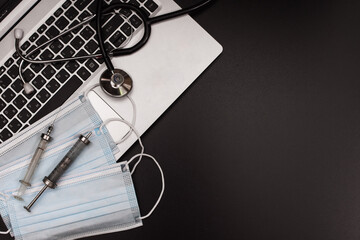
[{"x1": 3, "y1": 0, "x2": 360, "y2": 239}]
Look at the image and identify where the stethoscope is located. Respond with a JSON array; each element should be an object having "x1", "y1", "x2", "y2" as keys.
[{"x1": 14, "y1": 0, "x2": 213, "y2": 98}]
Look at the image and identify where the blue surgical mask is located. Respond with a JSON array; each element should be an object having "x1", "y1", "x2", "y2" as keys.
[
  {"x1": 0, "y1": 92, "x2": 164, "y2": 239},
  {"x1": 0, "y1": 95, "x2": 119, "y2": 231},
  {"x1": 0, "y1": 96, "x2": 118, "y2": 192},
  {"x1": 2, "y1": 163, "x2": 143, "y2": 240}
]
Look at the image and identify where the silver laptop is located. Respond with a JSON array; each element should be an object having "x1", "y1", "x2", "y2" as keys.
[{"x1": 0, "y1": 0, "x2": 222, "y2": 157}]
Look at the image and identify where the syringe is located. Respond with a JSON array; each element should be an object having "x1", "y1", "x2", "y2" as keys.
[
  {"x1": 24, "y1": 132, "x2": 92, "y2": 212},
  {"x1": 14, "y1": 125, "x2": 54, "y2": 201}
]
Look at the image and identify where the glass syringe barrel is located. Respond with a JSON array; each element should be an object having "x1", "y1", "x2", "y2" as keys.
[
  {"x1": 45, "y1": 133, "x2": 91, "y2": 187},
  {"x1": 24, "y1": 132, "x2": 92, "y2": 212},
  {"x1": 15, "y1": 126, "x2": 53, "y2": 200}
]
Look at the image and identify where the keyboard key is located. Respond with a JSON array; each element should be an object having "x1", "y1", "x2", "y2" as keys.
[
  {"x1": 84, "y1": 39, "x2": 98, "y2": 54},
  {"x1": 36, "y1": 89, "x2": 51, "y2": 103},
  {"x1": 17, "y1": 108, "x2": 31, "y2": 123},
  {"x1": 128, "y1": 0, "x2": 140, "y2": 7},
  {"x1": 29, "y1": 32, "x2": 39, "y2": 42},
  {"x1": 0, "y1": 99, "x2": 6, "y2": 111},
  {"x1": 55, "y1": 69, "x2": 70, "y2": 83},
  {"x1": 119, "y1": 8, "x2": 132, "y2": 18},
  {"x1": 4, "y1": 58, "x2": 14, "y2": 67},
  {"x1": 120, "y1": 23, "x2": 133, "y2": 36},
  {"x1": 130, "y1": 14, "x2": 142, "y2": 28},
  {"x1": 88, "y1": 1, "x2": 96, "y2": 14},
  {"x1": 36, "y1": 35, "x2": 49, "y2": 46},
  {"x1": 109, "y1": 31, "x2": 126, "y2": 48},
  {"x1": 8, "y1": 118, "x2": 22, "y2": 133},
  {"x1": 21, "y1": 41, "x2": 30, "y2": 51},
  {"x1": 85, "y1": 59, "x2": 99, "y2": 72},
  {"x1": 32, "y1": 75, "x2": 46, "y2": 89},
  {"x1": 0, "y1": 66, "x2": 5, "y2": 76},
  {"x1": 29, "y1": 75, "x2": 82, "y2": 124},
  {"x1": 78, "y1": 10, "x2": 91, "y2": 21},
  {"x1": 40, "y1": 49, "x2": 54, "y2": 60},
  {"x1": 45, "y1": 16, "x2": 55, "y2": 25},
  {"x1": 46, "y1": 79, "x2": 60, "y2": 93},
  {"x1": 65, "y1": 61, "x2": 79, "y2": 73},
  {"x1": 12, "y1": 52, "x2": 19, "y2": 59},
  {"x1": 37, "y1": 24, "x2": 47, "y2": 34},
  {"x1": 11, "y1": 79, "x2": 24, "y2": 93},
  {"x1": 61, "y1": 46, "x2": 75, "y2": 58},
  {"x1": 103, "y1": 15, "x2": 124, "y2": 40},
  {"x1": 74, "y1": 0, "x2": 91, "y2": 11},
  {"x1": 54, "y1": 8, "x2": 63, "y2": 17},
  {"x1": 55, "y1": 16, "x2": 69, "y2": 30},
  {"x1": 69, "y1": 20, "x2": 81, "y2": 33},
  {"x1": 52, "y1": 61, "x2": 66, "y2": 70},
  {"x1": 144, "y1": 0, "x2": 158, "y2": 12},
  {"x1": 70, "y1": 36, "x2": 85, "y2": 50},
  {"x1": 23, "y1": 69, "x2": 35, "y2": 82},
  {"x1": 49, "y1": 40, "x2": 64, "y2": 54},
  {"x1": 2, "y1": 89, "x2": 16, "y2": 103},
  {"x1": 13, "y1": 95, "x2": 27, "y2": 109},
  {"x1": 60, "y1": 32, "x2": 73, "y2": 44},
  {"x1": 30, "y1": 63, "x2": 45, "y2": 73},
  {"x1": 62, "y1": 0, "x2": 71, "y2": 9},
  {"x1": 0, "y1": 128, "x2": 12, "y2": 142},
  {"x1": 41, "y1": 65, "x2": 56, "y2": 79},
  {"x1": 27, "y1": 99, "x2": 41, "y2": 113},
  {"x1": 77, "y1": 67, "x2": 91, "y2": 81},
  {"x1": 0, "y1": 115, "x2": 8, "y2": 129},
  {"x1": 46, "y1": 26, "x2": 60, "y2": 39},
  {"x1": 3, "y1": 105, "x2": 17, "y2": 119},
  {"x1": 139, "y1": 7, "x2": 151, "y2": 17},
  {"x1": 7, "y1": 65, "x2": 19, "y2": 79},
  {"x1": 80, "y1": 26, "x2": 94, "y2": 40},
  {"x1": 65, "y1": 7, "x2": 79, "y2": 21}
]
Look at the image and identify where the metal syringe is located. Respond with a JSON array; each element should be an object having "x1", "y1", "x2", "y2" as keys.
[
  {"x1": 24, "y1": 132, "x2": 92, "y2": 212},
  {"x1": 14, "y1": 125, "x2": 54, "y2": 201}
]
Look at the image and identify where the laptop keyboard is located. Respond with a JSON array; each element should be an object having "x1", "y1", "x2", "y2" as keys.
[{"x1": 0, "y1": 0, "x2": 160, "y2": 144}]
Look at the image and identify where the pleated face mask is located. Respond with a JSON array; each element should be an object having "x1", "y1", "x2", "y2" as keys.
[
  {"x1": 0, "y1": 91, "x2": 165, "y2": 240},
  {"x1": 3, "y1": 163, "x2": 142, "y2": 240},
  {"x1": 0, "y1": 95, "x2": 119, "y2": 232}
]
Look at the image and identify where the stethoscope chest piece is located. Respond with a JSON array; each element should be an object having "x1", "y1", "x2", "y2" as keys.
[{"x1": 100, "y1": 69, "x2": 133, "y2": 97}]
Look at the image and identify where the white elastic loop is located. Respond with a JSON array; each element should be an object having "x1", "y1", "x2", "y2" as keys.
[
  {"x1": 100, "y1": 118, "x2": 144, "y2": 175},
  {"x1": 0, "y1": 228, "x2": 11, "y2": 235},
  {"x1": 128, "y1": 153, "x2": 165, "y2": 220},
  {"x1": 83, "y1": 83, "x2": 101, "y2": 100},
  {"x1": 83, "y1": 86, "x2": 137, "y2": 144}
]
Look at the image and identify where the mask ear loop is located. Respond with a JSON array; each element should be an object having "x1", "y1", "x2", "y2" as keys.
[
  {"x1": 128, "y1": 153, "x2": 165, "y2": 220},
  {"x1": 82, "y1": 85, "x2": 137, "y2": 146},
  {"x1": 0, "y1": 193, "x2": 11, "y2": 235},
  {"x1": 100, "y1": 118, "x2": 144, "y2": 175}
]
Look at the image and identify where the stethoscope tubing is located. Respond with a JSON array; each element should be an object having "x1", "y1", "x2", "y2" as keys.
[{"x1": 15, "y1": 0, "x2": 213, "y2": 85}]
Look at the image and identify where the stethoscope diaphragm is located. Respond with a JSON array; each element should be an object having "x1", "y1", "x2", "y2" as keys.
[{"x1": 99, "y1": 69, "x2": 133, "y2": 97}]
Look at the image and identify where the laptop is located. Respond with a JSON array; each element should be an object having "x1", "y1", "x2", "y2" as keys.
[{"x1": 0, "y1": 0, "x2": 222, "y2": 158}]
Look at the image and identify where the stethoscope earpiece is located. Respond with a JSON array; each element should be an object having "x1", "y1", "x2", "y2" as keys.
[
  {"x1": 14, "y1": 28, "x2": 24, "y2": 40},
  {"x1": 23, "y1": 82, "x2": 35, "y2": 95},
  {"x1": 99, "y1": 69, "x2": 133, "y2": 98}
]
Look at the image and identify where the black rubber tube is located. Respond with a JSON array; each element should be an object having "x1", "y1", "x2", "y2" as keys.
[{"x1": 96, "y1": 0, "x2": 114, "y2": 71}]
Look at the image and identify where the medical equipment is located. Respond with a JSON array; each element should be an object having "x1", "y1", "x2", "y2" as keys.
[
  {"x1": 24, "y1": 132, "x2": 92, "y2": 212},
  {"x1": 14, "y1": 0, "x2": 213, "y2": 97},
  {"x1": 13, "y1": 125, "x2": 54, "y2": 201}
]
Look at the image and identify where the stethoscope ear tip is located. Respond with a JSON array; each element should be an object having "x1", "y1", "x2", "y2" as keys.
[
  {"x1": 23, "y1": 83, "x2": 35, "y2": 95},
  {"x1": 14, "y1": 28, "x2": 24, "y2": 40}
]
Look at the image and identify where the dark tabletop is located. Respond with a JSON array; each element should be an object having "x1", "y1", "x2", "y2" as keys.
[{"x1": 3, "y1": 0, "x2": 360, "y2": 239}]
